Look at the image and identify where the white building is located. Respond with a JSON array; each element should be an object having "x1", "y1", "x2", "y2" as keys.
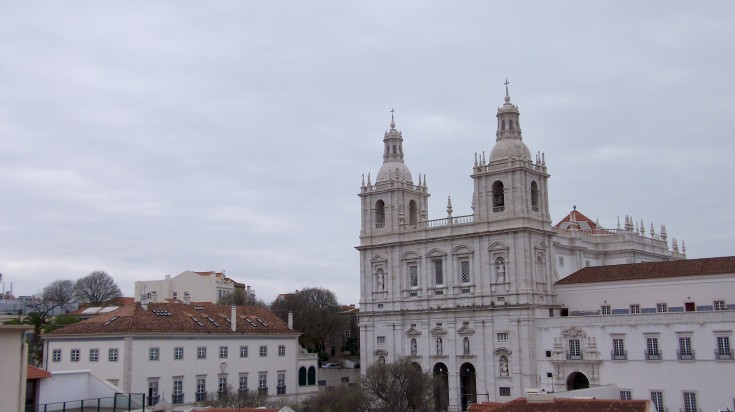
[
  {"x1": 43, "y1": 302, "x2": 318, "y2": 408},
  {"x1": 0, "y1": 325, "x2": 30, "y2": 412},
  {"x1": 134, "y1": 270, "x2": 254, "y2": 304},
  {"x1": 356, "y1": 86, "x2": 714, "y2": 412}
]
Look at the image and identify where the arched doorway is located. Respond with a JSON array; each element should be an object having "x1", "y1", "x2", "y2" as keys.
[
  {"x1": 433, "y1": 362, "x2": 449, "y2": 412},
  {"x1": 566, "y1": 372, "x2": 589, "y2": 390},
  {"x1": 459, "y1": 362, "x2": 477, "y2": 411},
  {"x1": 410, "y1": 362, "x2": 422, "y2": 372}
]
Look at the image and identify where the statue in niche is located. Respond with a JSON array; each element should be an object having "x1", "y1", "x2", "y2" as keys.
[
  {"x1": 463, "y1": 337, "x2": 470, "y2": 355},
  {"x1": 499, "y1": 355, "x2": 509, "y2": 376},
  {"x1": 496, "y1": 258, "x2": 506, "y2": 283},
  {"x1": 377, "y1": 270, "x2": 385, "y2": 291},
  {"x1": 436, "y1": 338, "x2": 443, "y2": 355},
  {"x1": 410, "y1": 338, "x2": 417, "y2": 356}
]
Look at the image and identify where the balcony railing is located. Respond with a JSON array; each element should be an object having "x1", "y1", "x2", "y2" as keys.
[
  {"x1": 566, "y1": 352, "x2": 582, "y2": 360},
  {"x1": 172, "y1": 393, "x2": 184, "y2": 404},
  {"x1": 195, "y1": 391, "x2": 206, "y2": 402},
  {"x1": 645, "y1": 350, "x2": 661, "y2": 360},
  {"x1": 715, "y1": 349, "x2": 733, "y2": 360},
  {"x1": 493, "y1": 206, "x2": 505, "y2": 212},
  {"x1": 677, "y1": 350, "x2": 695, "y2": 360},
  {"x1": 258, "y1": 387, "x2": 268, "y2": 396},
  {"x1": 28, "y1": 394, "x2": 146, "y2": 412},
  {"x1": 277, "y1": 385, "x2": 286, "y2": 395},
  {"x1": 611, "y1": 350, "x2": 627, "y2": 360},
  {"x1": 147, "y1": 395, "x2": 159, "y2": 406}
]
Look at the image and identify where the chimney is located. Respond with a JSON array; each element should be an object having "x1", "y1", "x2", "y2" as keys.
[
  {"x1": 288, "y1": 311, "x2": 294, "y2": 330},
  {"x1": 231, "y1": 305, "x2": 237, "y2": 332},
  {"x1": 183, "y1": 292, "x2": 190, "y2": 305}
]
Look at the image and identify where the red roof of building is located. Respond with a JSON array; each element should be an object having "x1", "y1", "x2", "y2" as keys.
[
  {"x1": 556, "y1": 256, "x2": 735, "y2": 285},
  {"x1": 469, "y1": 397, "x2": 650, "y2": 412},
  {"x1": 27, "y1": 365, "x2": 51, "y2": 380},
  {"x1": 191, "y1": 408, "x2": 279, "y2": 412},
  {"x1": 47, "y1": 302, "x2": 298, "y2": 336},
  {"x1": 554, "y1": 208, "x2": 599, "y2": 230}
]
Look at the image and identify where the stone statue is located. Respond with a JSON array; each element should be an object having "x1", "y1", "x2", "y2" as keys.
[
  {"x1": 463, "y1": 337, "x2": 470, "y2": 355},
  {"x1": 496, "y1": 259, "x2": 506, "y2": 282},
  {"x1": 500, "y1": 356, "x2": 509, "y2": 376},
  {"x1": 377, "y1": 271, "x2": 384, "y2": 290}
]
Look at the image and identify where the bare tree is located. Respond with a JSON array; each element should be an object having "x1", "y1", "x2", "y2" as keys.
[
  {"x1": 74, "y1": 270, "x2": 122, "y2": 305},
  {"x1": 42, "y1": 279, "x2": 75, "y2": 310},
  {"x1": 361, "y1": 358, "x2": 436, "y2": 412},
  {"x1": 305, "y1": 385, "x2": 367, "y2": 412},
  {"x1": 217, "y1": 288, "x2": 266, "y2": 307}
]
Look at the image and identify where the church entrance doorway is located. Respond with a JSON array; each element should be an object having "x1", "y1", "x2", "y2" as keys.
[
  {"x1": 433, "y1": 362, "x2": 449, "y2": 412},
  {"x1": 566, "y1": 371, "x2": 590, "y2": 390},
  {"x1": 459, "y1": 362, "x2": 477, "y2": 411}
]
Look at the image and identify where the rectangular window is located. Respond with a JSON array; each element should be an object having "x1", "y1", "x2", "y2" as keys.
[
  {"x1": 240, "y1": 345, "x2": 248, "y2": 357},
  {"x1": 714, "y1": 300, "x2": 726, "y2": 311},
  {"x1": 409, "y1": 264, "x2": 418, "y2": 287},
  {"x1": 717, "y1": 336, "x2": 732, "y2": 359},
  {"x1": 497, "y1": 332, "x2": 509, "y2": 342},
  {"x1": 568, "y1": 339, "x2": 581, "y2": 359},
  {"x1": 172, "y1": 379, "x2": 183, "y2": 404},
  {"x1": 90, "y1": 348, "x2": 99, "y2": 362},
  {"x1": 218, "y1": 377, "x2": 227, "y2": 397},
  {"x1": 197, "y1": 347, "x2": 207, "y2": 359},
  {"x1": 683, "y1": 392, "x2": 697, "y2": 412},
  {"x1": 612, "y1": 338, "x2": 626, "y2": 360},
  {"x1": 344, "y1": 330, "x2": 351, "y2": 339},
  {"x1": 239, "y1": 374, "x2": 248, "y2": 391},
  {"x1": 259, "y1": 345, "x2": 267, "y2": 357},
  {"x1": 630, "y1": 304, "x2": 641, "y2": 314},
  {"x1": 377, "y1": 336, "x2": 386, "y2": 345},
  {"x1": 71, "y1": 349, "x2": 80, "y2": 362},
  {"x1": 601, "y1": 305, "x2": 611, "y2": 315},
  {"x1": 148, "y1": 380, "x2": 159, "y2": 406},
  {"x1": 651, "y1": 391, "x2": 664, "y2": 412},
  {"x1": 277, "y1": 372, "x2": 286, "y2": 395},
  {"x1": 109, "y1": 348, "x2": 118, "y2": 362},
  {"x1": 433, "y1": 259, "x2": 444, "y2": 285},
  {"x1": 656, "y1": 303, "x2": 667, "y2": 313},
  {"x1": 52, "y1": 349, "x2": 61, "y2": 362},
  {"x1": 278, "y1": 345, "x2": 285, "y2": 356},
  {"x1": 620, "y1": 390, "x2": 632, "y2": 400},
  {"x1": 149, "y1": 347, "x2": 159, "y2": 361},
  {"x1": 259, "y1": 372, "x2": 267, "y2": 395},
  {"x1": 678, "y1": 337, "x2": 693, "y2": 359},
  {"x1": 219, "y1": 346, "x2": 228, "y2": 359},
  {"x1": 174, "y1": 347, "x2": 183, "y2": 360},
  {"x1": 460, "y1": 260, "x2": 471, "y2": 283},
  {"x1": 499, "y1": 387, "x2": 511, "y2": 396},
  {"x1": 195, "y1": 378, "x2": 206, "y2": 402},
  {"x1": 646, "y1": 337, "x2": 660, "y2": 359}
]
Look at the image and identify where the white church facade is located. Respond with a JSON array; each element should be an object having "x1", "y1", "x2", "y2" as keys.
[{"x1": 357, "y1": 86, "x2": 732, "y2": 412}]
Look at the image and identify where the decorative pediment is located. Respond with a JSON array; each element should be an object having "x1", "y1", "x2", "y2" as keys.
[
  {"x1": 370, "y1": 254, "x2": 387, "y2": 264},
  {"x1": 451, "y1": 245, "x2": 474, "y2": 256},
  {"x1": 400, "y1": 251, "x2": 421, "y2": 261},
  {"x1": 494, "y1": 347, "x2": 512, "y2": 355},
  {"x1": 374, "y1": 349, "x2": 388, "y2": 356},
  {"x1": 430, "y1": 326, "x2": 448, "y2": 336},
  {"x1": 405, "y1": 327, "x2": 422, "y2": 336},
  {"x1": 457, "y1": 325, "x2": 475, "y2": 335},
  {"x1": 534, "y1": 240, "x2": 548, "y2": 250},
  {"x1": 561, "y1": 326, "x2": 586, "y2": 338},
  {"x1": 488, "y1": 241, "x2": 510, "y2": 252},
  {"x1": 426, "y1": 248, "x2": 447, "y2": 258}
]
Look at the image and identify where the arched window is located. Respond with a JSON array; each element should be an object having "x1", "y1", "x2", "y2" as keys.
[
  {"x1": 492, "y1": 181, "x2": 505, "y2": 211},
  {"x1": 436, "y1": 338, "x2": 443, "y2": 355},
  {"x1": 411, "y1": 338, "x2": 417, "y2": 356},
  {"x1": 408, "y1": 200, "x2": 418, "y2": 225},
  {"x1": 531, "y1": 181, "x2": 539, "y2": 211},
  {"x1": 392, "y1": 145, "x2": 397, "y2": 154},
  {"x1": 298, "y1": 367, "x2": 307, "y2": 386},
  {"x1": 509, "y1": 120, "x2": 514, "y2": 130},
  {"x1": 307, "y1": 366, "x2": 316, "y2": 385},
  {"x1": 375, "y1": 200, "x2": 385, "y2": 227},
  {"x1": 501, "y1": 120, "x2": 506, "y2": 131}
]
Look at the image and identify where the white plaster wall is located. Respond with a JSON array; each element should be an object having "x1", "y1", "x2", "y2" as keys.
[
  {"x1": 37, "y1": 370, "x2": 121, "y2": 407},
  {"x1": 0, "y1": 326, "x2": 29, "y2": 412}
]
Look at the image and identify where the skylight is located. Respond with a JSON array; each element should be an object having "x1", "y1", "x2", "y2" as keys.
[
  {"x1": 191, "y1": 316, "x2": 204, "y2": 327},
  {"x1": 103, "y1": 316, "x2": 119, "y2": 326}
]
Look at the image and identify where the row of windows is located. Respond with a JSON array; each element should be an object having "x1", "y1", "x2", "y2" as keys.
[
  {"x1": 616, "y1": 390, "x2": 699, "y2": 412},
  {"x1": 52, "y1": 345, "x2": 286, "y2": 363},
  {"x1": 598, "y1": 300, "x2": 728, "y2": 315},
  {"x1": 148, "y1": 372, "x2": 285, "y2": 405},
  {"x1": 561, "y1": 336, "x2": 732, "y2": 361}
]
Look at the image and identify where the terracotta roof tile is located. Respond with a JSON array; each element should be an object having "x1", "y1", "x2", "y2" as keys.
[
  {"x1": 556, "y1": 256, "x2": 735, "y2": 285},
  {"x1": 27, "y1": 365, "x2": 51, "y2": 380},
  {"x1": 554, "y1": 209, "x2": 599, "y2": 230},
  {"x1": 47, "y1": 302, "x2": 298, "y2": 336},
  {"x1": 471, "y1": 398, "x2": 650, "y2": 412}
]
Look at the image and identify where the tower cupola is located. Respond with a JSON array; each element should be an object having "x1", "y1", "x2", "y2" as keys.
[
  {"x1": 376, "y1": 110, "x2": 413, "y2": 183},
  {"x1": 490, "y1": 80, "x2": 531, "y2": 162}
]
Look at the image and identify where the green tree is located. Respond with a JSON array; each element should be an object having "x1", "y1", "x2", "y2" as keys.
[{"x1": 74, "y1": 270, "x2": 121, "y2": 305}]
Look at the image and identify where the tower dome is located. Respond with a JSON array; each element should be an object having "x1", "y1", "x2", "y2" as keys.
[
  {"x1": 489, "y1": 81, "x2": 531, "y2": 162},
  {"x1": 376, "y1": 112, "x2": 413, "y2": 183}
]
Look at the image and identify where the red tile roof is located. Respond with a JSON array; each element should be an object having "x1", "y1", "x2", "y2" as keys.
[
  {"x1": 47, "y1": 302, "x2": 298, "y2": 336},
  {"x1": 470, "y1": 398, "x2": 650, "y2": 412},
  {"x1": 191, "y1": 409, "x2": 279, "y2": 412},
  {"x1": 554, "y1": 208, "x2": 599, "y2": 230},
  {"x1": 556, "y1": 256, "x2": 735, "y2": 285},
  {"x1": 27, "y1": 365, "x2": 51, "y2": 380}
]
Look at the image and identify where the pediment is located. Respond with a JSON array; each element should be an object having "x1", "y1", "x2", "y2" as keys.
[
  {"x1": 426, "y1": 248, "x2": 447, "y2": 258},
  {"x1": 374, "y1": 349, "x2": 388, "y2": 356},
  {"x1": 430, "y1": 326, "x2": 448, "y2": 336},
  {"x1": 494, "y1": 347, "x2": 512, "y2": 355},
  {"x1": 401, "y1": 251, "x2": 421, "y2": 261},
  {"x1": 405, "y1": 327, "x2": 422, "y2": 336},
  {"x1": 370, "y1": 254, "x2": 387, "y2": 264},
  {"x1": 457, "y1": 325, "x2": 475, "y2": 335},
  {"x1": 488, "y1": 241, "x2": 510, "y2": 252},
  {"x1": 451, "y1": 245, "x2": 474, "y2": 256},
  {"x1": 534, "y1": 240, "x2": 548, "y2": 250}
]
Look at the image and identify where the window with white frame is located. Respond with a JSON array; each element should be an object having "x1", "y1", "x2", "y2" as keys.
[
  {"x1": 377, "y1": 336, "x2": 385, "y2": 345},
  {"x1": 172, "y1": 379, "x2": 183, "y2": 404},
  {"x1": 409, "y1": 264, "x2": 418, "y2": 287},
  {"x1": 259, "y1": 345, "x2": 267, "y2": 357},
  {"x1": 630, "y1": 304, "x2": 640, "y2": 314},
  {"x1": 568, "y1": 339, "x2": 581, "y2": 359},
  {"x1": 620, "y1": 390, "x2": 632, "y2": 400},
  {"x1": 650, "y1": 391, "x2": 664, "y2": 412},
  {"x1": 717, "y1": 336, "x2": 731, "y2": 359},
  {"x1": 612, "y1": 338, "x2": 626, "y2": 360},
  {"x1": 499, "y1": 387, "x2": 511, "y2": 396},
  {"x1": 656, "y1": 303, "x2": 667, "y2": 313},
  {"x1": 149, "y1": 347, "x2": 159, "y2": 361},
  {"x1": 52, "y1": 349, "x2": 61, "y2": 362},
  {"x1": 278, "y1": 345, "x2": 285, "y2": 356},
  {"x1": 239, "y1": 374, "x2": 248, "y2": 391},
  {"x1": 240, "y1": 345, "x2": 248, "y2": 358},
  {"x1": 460, "y1": 260, "x2": 471, "y2": 284},
  {"x1": 277, "y1": 372, "x2": 286, "y2": 394},
  {"x1": 259, "y1": 372, "x2": 267, "y2": 392},
  {"x1": 174, "y1": 347, "x2": 183, "y2": 360},
  {"x1": 197, "y1": 347, "x2": 207, "y2": 359},
  {"x1": 219, "y1": 346, "x2": 228, "y2": 359},
  {"x1": 683, "y1": 392, "x2": 697, "y2": 412},
  {"x1": 678, "y1": 337, "x2": 693, "y2": 359},
  {"x1": 108, "y1": 348, "x2": 118, "y2": 361},
  {"x1": 148, "y1": 380, "x2": 159, "y2": 406},
  {"x1": 433, "y1": 259, "x2": 444, "y2": 285},
  {"x1": 195, "y1": 377, "x2": 206, "y2": 402},
  {"x1": 71, "y1": 349, "x2": 80, "y2": 362},
  {"x1": 218, "y1": 377, "x2": 227, "y2": 396},
  {"x1": 646, "y1": 337, "x2": 660, "y2": 359},
  {"x1": 89, "y1": 348, "x2": 99, "y2": 361},
  {"x1": 601, "y1": 305, "x2": 611, "y2": 315},
  {"x1": 714, "y1": 300, "x2": 726, "y2": 311},
  {"x1": 497, "y1": 332, "x2": 509, "y2": 342}
]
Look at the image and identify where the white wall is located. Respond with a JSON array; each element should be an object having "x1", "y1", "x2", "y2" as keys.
[{"x1": 0, "y1": 326, "x2": 29, "y2": 412}]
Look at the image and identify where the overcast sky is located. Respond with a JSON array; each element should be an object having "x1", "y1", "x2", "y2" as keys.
[{"x1": 1, "y1": 1, "x2": 733, "y2": 305}]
